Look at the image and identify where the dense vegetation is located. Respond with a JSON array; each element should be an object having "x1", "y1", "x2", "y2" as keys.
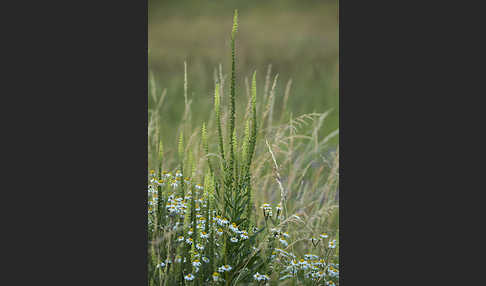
[{"x1": 148, "y1": 10, "x2": 339, "y2": 285}]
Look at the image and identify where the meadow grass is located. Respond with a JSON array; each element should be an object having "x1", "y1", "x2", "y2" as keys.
[
  {"x1": 148, "y1": 0, "x2": 339, "y2": 149},
  {"x1": 148, "y1": 10, "x2": 339, "y2": 285}
]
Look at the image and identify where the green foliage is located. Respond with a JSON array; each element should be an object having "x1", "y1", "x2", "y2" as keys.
[
  {"x1": 149, "y1": 1, "x2": 339, "y2": 149},
  {"x1": 148, "y1": 10, "x2": 339, "y2": 286}
]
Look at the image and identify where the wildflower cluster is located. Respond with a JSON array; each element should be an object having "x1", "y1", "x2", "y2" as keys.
[
  {"x1": 256, "y1": 202, "x2": 340, "y2": 285},
  {"x1": 268, "y1": 228, "x2": 340, "y2": 285},
  {"x1": 148, "y1": 168, "x2": 264, "y2": 284}
]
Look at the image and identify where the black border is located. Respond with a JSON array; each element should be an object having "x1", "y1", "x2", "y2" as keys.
[{"x1": 4, "y1": 0, "x2": 148, "y2": 284}]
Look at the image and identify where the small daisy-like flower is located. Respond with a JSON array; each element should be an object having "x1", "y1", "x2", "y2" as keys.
[
  {"x1": 192, "y1": 259, "x2": 201, "y2": 268},
  {"x1": 329, "y1": 239, "x2": 337, "y2": 249},
  {"x1": 253, "y1": 272, "x2": 270, "y2": 281},
  {"x1": 175, "y1": 170, "x2": 182, "y2": 177},
  {"x1": 320, "y1": 233, "x2": 329, "y2": 239},
  {"x1": 195, "y1": 184, "x2": 203, "y2": 190},
  {"x1": 212, "y1": 272, "x2": 220, "y2": 281},
  {"x1": 312, "y1": 259, "x2": 325, "y2": 267},
  {"x1": 299, "y1": 259, "x2": 310, "y2": 270},
  {"x1": 282, "y1": 232, "x2": 290, "y2": 238},
  {"x1": 184, "y1": 273, "x2": 194, "y2": 281},
  {"x1": 218, "y1": 265, "x2": 232, "y2": 272},
  {"x1": 253, "y1": 272, "x2": 261, "y2": 281},
  {"x1": 316, "y1": 270, "x2": 326, "y2": 278},
  {"x1": 328, "y1": 266, "x2": 339, "y2": 277},
  {"x1": 220, "y1": 218, "x2": 229, "y2": 226},
  {"x1": 196, "y1": 243, "x2": 204, "y2": 251},
  {"x1": 188, "y1": 228, "x2": 194, "y2": 235},
  {"x1": 177, "y1": 236, "x2": 184, "y2": 242},
  {"x1": 304, "y1": 254, "x2": 319, "y2": 260},
  {"x1": 240, "y1": 231, "x2": 249, "y2": 240},
  {"x1": 229, "y1": 223, "x2": 240, "y2": 233},
  {"x1": 326, "y1": 281, "x2": 335, "y2": 286},
  {"x1": 202, "y1": 257, "x2": 209, "y2": 263},
  {"x1": 200, "y1": 231, "x2": 209, "y2": 239},
  {"x1": 261, "y1": 203, "x2": 273, "y2": 217},
  {"x1": 216, "y1": 228, "x2": 224, "y2": 236},
  {"x1": 186, "y1": 237, "x2": 193, "y2": 245},
  {"x1": 156, "y1": 262, "x2": 165, "y2": 268},
  {"x1": 230, "y1": 237, "x2": 238, "y2": 243},
  {"x1": 279, "y1": 238, "x2": 288, "y2": 247}
]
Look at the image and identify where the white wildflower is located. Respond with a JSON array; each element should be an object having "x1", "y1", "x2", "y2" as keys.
[
  {"x1": 184, "y1": 273, "x2": 194, "y2": 281},
  {"x1": 192, "y1": 259, "x2": 201, "y2": 268},
  {"x1": 329, "y1": 239, "x2": 337, "y2": 249},
  {"x1": 218, "y1": 265, "x2": 232, "y2": 272}
]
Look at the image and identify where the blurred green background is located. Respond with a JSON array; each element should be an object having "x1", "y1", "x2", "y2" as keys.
[{"x1": 149, "y1": 0, "x2": 339, "y2": 147}]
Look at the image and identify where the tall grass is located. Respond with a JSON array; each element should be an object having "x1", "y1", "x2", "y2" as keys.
[
  {"x1": 148, "y1": 10, "x2": 339, "y2": 285},
  {"x1": 148, "y1": 0, "x2": 339, "y2": 148}
]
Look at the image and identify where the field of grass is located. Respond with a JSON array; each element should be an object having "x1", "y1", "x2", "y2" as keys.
[
  {"x1": 148, "y1": 4, "x2": 339, "y2": 285},
  {"x1": 148, "y1": 0, "x2": 339, "y2": 151}
]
